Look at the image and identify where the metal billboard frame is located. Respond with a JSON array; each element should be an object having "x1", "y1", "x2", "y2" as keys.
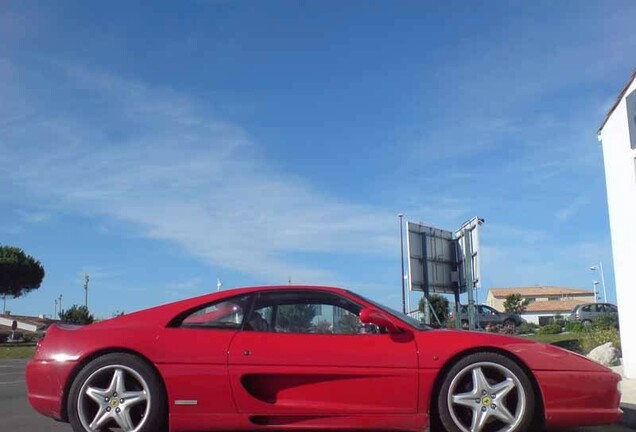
[{"x1": 406, "y1": 217, "x2": 484, "y2": 328}]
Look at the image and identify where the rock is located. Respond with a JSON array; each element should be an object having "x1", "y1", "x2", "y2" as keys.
[{"x1": 587, "y1": 342, "x2": 620, "y2": 367}]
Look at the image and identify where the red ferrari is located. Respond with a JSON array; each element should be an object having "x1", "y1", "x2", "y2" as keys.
[{"x1": 27, "y1": 285, "x2": 622, "y2": 432}]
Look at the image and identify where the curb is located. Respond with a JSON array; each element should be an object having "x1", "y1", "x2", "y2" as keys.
[{"x1": 622, "y1": 403, "x2": 636, "y2": 429}]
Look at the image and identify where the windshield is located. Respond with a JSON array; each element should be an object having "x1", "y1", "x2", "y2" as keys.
[{"x1": 348, "y1": 291, "x2": 431, "y2": 330}]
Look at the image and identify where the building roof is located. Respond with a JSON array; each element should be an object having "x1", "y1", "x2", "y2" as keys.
[
  {"x1": 488, "y1": 286, "x2": 593, "y2": 298},
  {"x1": 0, "y1": 314, "x2": 55, "y2": 329},
  {"x1": 599, "y1": 68, "x2": 636, "y2": 133},
  {"x1": 523, "y1": 299, "x2": 585, "y2": 313}
]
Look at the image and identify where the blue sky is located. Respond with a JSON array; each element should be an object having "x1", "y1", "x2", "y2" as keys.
[{"x1": 1, "y1": 1, "x2": 635, "y2": 318}]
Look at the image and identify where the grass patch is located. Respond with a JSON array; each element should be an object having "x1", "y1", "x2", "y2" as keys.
[
  {"x1": 523, "y1": 332, "x2": 578, "y2": 344},
  {"x1": 521, "y1": 332, "x2": 583, "y2": 353},
  {"x1": 0, "y1": 344, "x2": 36, "y2": 360}
]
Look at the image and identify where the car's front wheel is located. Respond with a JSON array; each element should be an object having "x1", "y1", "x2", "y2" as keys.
[
  {"x1": 67, "y1": 353, "x2": 167, "y2": 432},
  {"x1": 437, "y1": 352, "x2": 535, "y2": 432}
]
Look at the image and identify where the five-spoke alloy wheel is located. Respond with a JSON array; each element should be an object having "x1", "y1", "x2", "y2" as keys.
[
  {"x1": 68, "y1": 353, "x2": 166, "y2": 432},
  {"x1": 438, "y1": 352, "x2": 535, "y2": 432}
]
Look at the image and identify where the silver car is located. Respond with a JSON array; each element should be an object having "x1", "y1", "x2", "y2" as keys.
[
  {"x1": 569, "y1": 302, "x2": 618, "y2": 325},
  {"x1": 451, "y1": 304, "x2": 524, "y2": 328}
]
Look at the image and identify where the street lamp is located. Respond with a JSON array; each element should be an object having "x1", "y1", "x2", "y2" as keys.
[
  {"x1": 398, "y1": 213, "x2": 406, "y2": 314},
  {"x1": 589, "y1": 263, "x2": 607, "y2": 303}
]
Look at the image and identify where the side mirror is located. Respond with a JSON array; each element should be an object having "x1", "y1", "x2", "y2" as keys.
[{"x1": 359, "y1": 308, "x2": 401, "y2": 333}]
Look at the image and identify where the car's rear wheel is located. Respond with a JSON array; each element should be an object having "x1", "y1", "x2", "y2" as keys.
[
  {"x1": 582, "y1": 319, "x2": 592, "y2": 327},
  {"x1": 437, "y1": 352, "x2": 535, "y2": 432},
  {"x1": 68, "y1": 353, "x2": 167, "y2": 432}
]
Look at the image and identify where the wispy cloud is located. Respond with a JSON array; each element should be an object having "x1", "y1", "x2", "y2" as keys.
[
  {"x1": 555, "y1": 195, "x2": 591, "y2": 222},
  {"x1": 165, "y1": 277, "x2": 204, "y2": 292},
  {"x1": 481, "y1": 237, "x2": 612, "y2": 291},
  {"x1": 0, "y1": 62, "x2": 408, "y2": 285},
  {"x1": 15, "y1": 209, "x2": 51, "y2": 224}
]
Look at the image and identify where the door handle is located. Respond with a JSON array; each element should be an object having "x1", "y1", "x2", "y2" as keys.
[{"x1": 243, "y1": 350, "x2": 251, "y2": 356}]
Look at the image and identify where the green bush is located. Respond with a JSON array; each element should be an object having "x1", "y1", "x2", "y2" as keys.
[
  {"x1": 23, "y1": 333, "x2": 37, "y2": 343},
  {"x1": 516, "y1": 322, "x2": 538, "y2": 334},
  {"x1": 444, "y1": 317, "x2": 457, "y2": 329},
  {"x1": 565, "y1": 321, "x2": 584, "y2": 333},
  {"x1": 591, "y1": 314, "x2": 618, "y2": 330},
  {"x1": 580, "y1": 327, "x2": 622, "y2": 354},
  {"x1": 554, "y1": 313, "x2": 566, "y2": 328},
  {"x1": 537, "y1": 323, "x2": 562, "y2": 335}
]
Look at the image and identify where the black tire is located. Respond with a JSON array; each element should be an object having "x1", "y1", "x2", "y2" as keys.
[
  {"x1": 461, "y1": 320, "x2": 469, "y2": 330},
  {"x1": 437, "y1": 352, "x2": 535, "y2": 432},
  {"x1": 67, "y1": 353, "x2": 167, "y2": 432},
  {"x1": 503, "y1": 318, "x2": 515, "y2": 328},
  {"x1": 582, "y1": 319, "x2": 592, "y2": 327}
]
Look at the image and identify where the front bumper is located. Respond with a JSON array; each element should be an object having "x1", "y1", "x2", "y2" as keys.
[
  {"x1": 537, "y1": 369, "x2": 622, "y2": 428},
  {"x1": 26, "y1": 359, "x2": 77, "y2": 421}
]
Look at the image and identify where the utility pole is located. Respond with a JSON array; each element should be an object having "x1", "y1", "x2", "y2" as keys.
[
  {"x1": 398, "y1": 213, "x2": 407, "y2": 314},
  {"x1": 593, "y1": 281, "x2": 600, "y2": 303},
  {"x1": 59, "y1": 294, "x2": 63, "y2": 315},
  {"x1": 84, "y1": 273, "x2": 90, "y2": 309},
  {"x1": 55, "y1": 299, "x2": 58, "y2": 318}
]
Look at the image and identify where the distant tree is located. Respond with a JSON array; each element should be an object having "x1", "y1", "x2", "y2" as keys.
[
  {"x1": 313, "y1": 319, "x2": 332, "y2": 333},
  {"x1": 503, "y1": 294, "x2": 530, "y2": 314},
  {"x1": 112, "y1": 310, "x2": 125, "y2": 318},
  {"x1": 336, "y1": 313, "x2": 361, "y2": 334},
  {"x1": 0, "y1": 245, "x2": 45, "y2": 299},
  {"x1": 419, "y1": 294, "x2": 450, "y2": 326},
  {"x1": 277, "y1": 304, "x2": 317, "y2": 332},
  {"x1": 60, "y1": 304, "x2": 95, "y2": 325}
]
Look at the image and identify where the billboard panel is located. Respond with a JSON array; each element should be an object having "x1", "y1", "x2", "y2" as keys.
[{"x1": 406, "y1": 222, "x2": 459, "y2": 294}]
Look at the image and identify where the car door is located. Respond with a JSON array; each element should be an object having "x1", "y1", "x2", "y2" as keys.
[
  {"x1": 478, "y1": 305, "x2": 497, "y2": 326},
  {"x1": 593, "y1": 303, "x2": 605, "y2": 319},
  {"x1": 227, "y1": 290, "x2": 419, "y2": 415},
  {"x1": 152, "y1": 294, "x2": 253, "y2": 425}
]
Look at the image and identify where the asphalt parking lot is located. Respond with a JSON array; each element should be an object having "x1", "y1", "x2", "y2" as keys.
[{"x1": 1, "y1": 359, "x2": 632, "y2": 432}]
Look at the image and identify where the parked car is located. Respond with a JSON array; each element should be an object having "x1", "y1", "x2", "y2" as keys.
[
  {"x1": 569, "y1": 302, "x2": 618, "y2": 325},
  {"x1": 27, "y1": 285, "x2": 621, "y2": 432},
  {"x1": 451, "y1": 304, "x2": 524, "y2": 328}
]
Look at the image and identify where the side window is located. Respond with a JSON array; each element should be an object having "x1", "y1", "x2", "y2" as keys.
[
  {"x1": 581, "y1": 305, "x2": 592, "y2": 312},
  {"x1": 247, "y1": 291, "x2": 379, "y2": 335},
  {"x1": 479, "y1": 306, "x2": 496, "y2": 315},
  {"x1": 178, "y1": 295, "x2": 251, "y2": 329}
]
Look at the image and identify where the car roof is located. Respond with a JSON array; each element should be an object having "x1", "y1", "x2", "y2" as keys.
[{"x1": 93, "y1": 285, "x2": 355, "y2": 329}]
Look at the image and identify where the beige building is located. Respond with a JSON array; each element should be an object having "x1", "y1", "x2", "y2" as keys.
[{"x1": 486, "y1": 286, "x2": 595, "y2": 312}]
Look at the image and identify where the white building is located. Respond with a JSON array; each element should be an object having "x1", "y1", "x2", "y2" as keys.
[
  {"x1": 598, "y1": 70, "x2": 636, "y2": 379},
  {"x1": 519, "y1": 300, "x2": 583, "y2": 326}
]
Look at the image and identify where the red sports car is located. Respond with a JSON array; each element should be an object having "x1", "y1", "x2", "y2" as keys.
[{"x1": 27, "y1": 285, "x2": 622, "y2": 432}]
